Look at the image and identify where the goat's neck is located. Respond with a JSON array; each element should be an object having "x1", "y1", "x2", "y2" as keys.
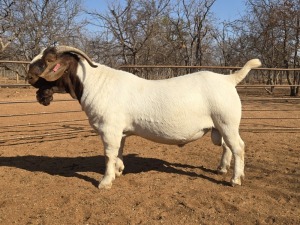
[{"x1": 75, "y1": 61, "x2": 112, "y2": 112}]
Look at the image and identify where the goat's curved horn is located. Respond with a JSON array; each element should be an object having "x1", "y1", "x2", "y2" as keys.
[{"x1": 55, "y1": 45, "x2": 98, "y2": 68}]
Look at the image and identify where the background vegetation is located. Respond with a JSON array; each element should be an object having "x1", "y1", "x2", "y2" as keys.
[{"x1": 0, "y1": 0, "x2": 299, "y2": 94}]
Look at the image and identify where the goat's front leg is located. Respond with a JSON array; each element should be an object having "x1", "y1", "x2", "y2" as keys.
[
  {"x1": 115, "y1": 138, "x2": 125, "y2": 177},
  {"x1": 99, "y1": 131, "x2": 123, "y2": 189}
]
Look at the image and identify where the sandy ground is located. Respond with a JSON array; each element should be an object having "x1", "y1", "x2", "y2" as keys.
[{"x1": 0, "y1": 88, "x2": 299, "y2": 225}]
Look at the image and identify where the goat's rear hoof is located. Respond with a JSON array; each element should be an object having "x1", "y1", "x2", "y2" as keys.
[{"x1": 217, "y1": 169, "x2": 227, "y2": 175}]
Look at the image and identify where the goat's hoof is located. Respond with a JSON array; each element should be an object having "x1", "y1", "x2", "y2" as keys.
[
  {"x1": 217, "y1": 169, "x2": 227, "y2": 175},
  {"x1": 115, "y1": 169, "x2": 124, "y2": 177},
  {"x1": 115, "y1": 164, "x2": 125, "y2": 177},
  {"x1": 217, "y1": 166, "x2": 228, "y2": 175},
  {"x1": 98, "y1": 178, "x2": 113, "y2": 189},
  {"x1": 115, "y1": 159, "x2": 124, "y2": 177},
  {"x1": 230, "y1": 178, "x2": 242, "y2": 186},
  {"x1": 98, "y1": 182, "x2": 112, "y2": 189}
]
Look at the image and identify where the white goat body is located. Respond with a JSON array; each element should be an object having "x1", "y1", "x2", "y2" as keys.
[{"x1": 78, "y1": 64, "x2": 250, "y2": 145}]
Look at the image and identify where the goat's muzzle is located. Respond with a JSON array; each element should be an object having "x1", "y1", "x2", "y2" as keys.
[{"x1": 36, "y1": 88, "x2": 54, "y2": 106}]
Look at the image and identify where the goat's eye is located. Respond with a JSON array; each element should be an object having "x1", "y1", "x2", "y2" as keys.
[{"x1": 39, "y1": 64, "x2": 46, "y2": 71}]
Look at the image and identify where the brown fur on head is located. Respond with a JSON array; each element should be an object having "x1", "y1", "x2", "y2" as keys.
[{"x1": 27, "y1": 47, "x2": 83, "y2": 106}]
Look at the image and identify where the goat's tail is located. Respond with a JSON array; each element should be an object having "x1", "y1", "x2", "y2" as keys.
[{"x1": 230, "y1": 59, "x2": 262, "y2": 85}]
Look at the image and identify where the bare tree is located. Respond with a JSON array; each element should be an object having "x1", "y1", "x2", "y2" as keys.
[
  {"x1": 87, "y1": 0, "x2": 171, "y2": 66},
  {"x1": 211, "y1": 22, "x2": 237, "y2": 66},
  {"x1": 171, "y1": 0, "x2": 216, "y2": 66},
  {"x1": 0, "y1": 0, "x2": 86, "y2": 61},
  {"x1": 0, "y1": 0, "x2": 18, "y2": 54},
  {"x1": 0, "y1": 0, "x2": 87, "y2": 82},
  {"x1": 86, "y1": 0, "x2": 218, "y2": 68},
  {"x1": 220, "y1": 0, "x2": 299, "y2": 95},
  {"x1": 248, "y1": 0, "x2": 300, "y2": 96}
]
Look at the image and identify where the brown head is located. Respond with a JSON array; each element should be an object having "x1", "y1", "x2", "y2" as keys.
[{"x1": 27, "y1": 46, "x2": 97, "y2": 106}]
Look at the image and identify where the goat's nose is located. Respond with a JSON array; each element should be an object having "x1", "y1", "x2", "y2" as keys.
[
  {"x1": 27, "y1": 74, "x2": 35, "y2": 80},
  {"x1": 27, "y1": 75, "x2": 35, "y2": 84}
]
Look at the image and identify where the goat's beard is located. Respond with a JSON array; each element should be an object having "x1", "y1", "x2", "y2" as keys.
[{"x1": 36, "y1": 88, "x2": 54, "y2": 106}]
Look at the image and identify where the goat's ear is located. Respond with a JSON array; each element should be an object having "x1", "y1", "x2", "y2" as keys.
[{"x1": 39, "y1": 60, "x2": 68, "y2": 81}]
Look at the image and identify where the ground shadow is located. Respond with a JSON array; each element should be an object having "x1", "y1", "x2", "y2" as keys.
[{"x1": 0, "y1": 153, "x2": 230, "y2": 187}]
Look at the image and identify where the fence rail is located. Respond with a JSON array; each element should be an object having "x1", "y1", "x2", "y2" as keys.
[
  {"x1": 1, "y1": 60, "x2": 300, "y2": 85},
  {"x1": 119, "y1": 64, "x2": 300, "y2": 71}
]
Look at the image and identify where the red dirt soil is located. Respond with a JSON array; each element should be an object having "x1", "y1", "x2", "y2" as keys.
[{"x1": 0, "y1": 88, "x2": 299, "y2": 225}]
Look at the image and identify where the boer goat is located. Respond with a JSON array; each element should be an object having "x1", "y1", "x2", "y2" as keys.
[{"x1": 27, "y1": 46, "x2": 261, "y2": 189}]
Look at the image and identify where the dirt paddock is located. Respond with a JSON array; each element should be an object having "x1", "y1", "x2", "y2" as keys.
[{"x1": 0, "y1": 88, "x2": 299, "y2": 225}]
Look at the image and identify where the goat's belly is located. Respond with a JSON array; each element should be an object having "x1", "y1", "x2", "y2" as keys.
[
  {"x1": 131, "y1": 121, "x2": 211, "y2": 145},
  {"x1": 135, "y1": 128, "x2": 210, "y2": 145}
]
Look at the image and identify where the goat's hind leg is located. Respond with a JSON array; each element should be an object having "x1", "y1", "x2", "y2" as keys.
[
  {"x1": 223, "y1": 133, "x2": 245, "y2": 186},
  {"x1": 217, "y1": 142, "x2": 232, "y2": 175},
  {"x1": 211, "y1": 128, "x2": 232, "y2": 174}
]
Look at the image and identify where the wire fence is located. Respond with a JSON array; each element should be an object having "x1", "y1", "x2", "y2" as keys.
[
  {"x1": 0, "y1": 97, "x2": 299, "y2": 146},
  {"x1": 0, "y1": 61, "x2": 299, "y2": 146}
]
